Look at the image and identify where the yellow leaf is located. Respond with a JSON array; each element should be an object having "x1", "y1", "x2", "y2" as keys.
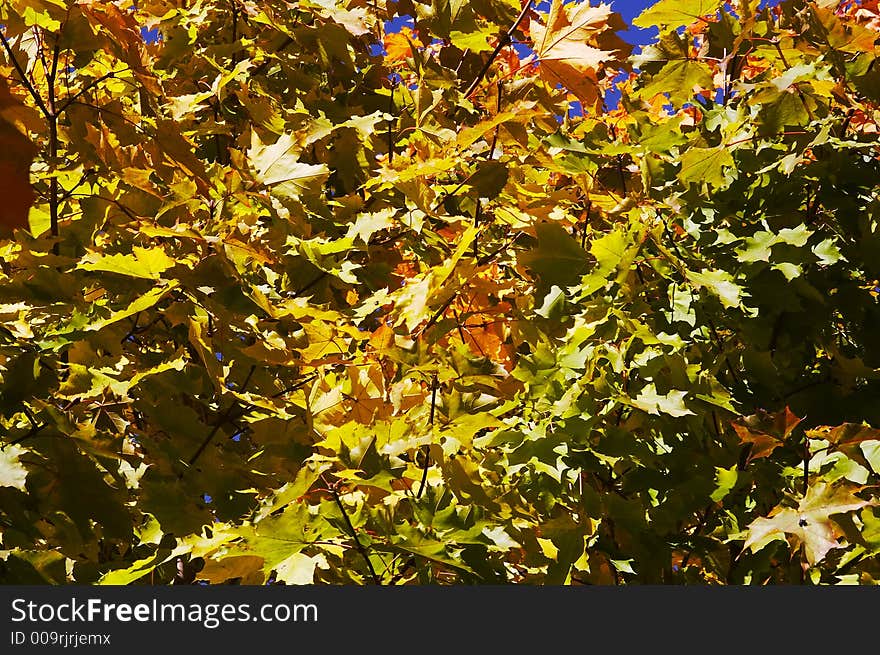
[
  {"x1": 744, "y1": 482, "x2": 874, "y2": 565},
  {"x1": 78, "y1": 246, "x2": 177, "y2": 280},
  {"x1": 247, "y1": 132, "x2": 329, "y2": 198},
  {"x1": 86, "y1": 283, "x2": 178, "y2": 332}
]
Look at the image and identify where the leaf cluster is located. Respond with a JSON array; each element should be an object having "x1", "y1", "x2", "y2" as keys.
[{"x1": 1, "y1": 0, "x2": 880, "y2": 585}]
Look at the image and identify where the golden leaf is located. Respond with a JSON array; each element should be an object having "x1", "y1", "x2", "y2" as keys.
[{"x1": 531, "y1": 0, "x2": 631, "y2": 109}]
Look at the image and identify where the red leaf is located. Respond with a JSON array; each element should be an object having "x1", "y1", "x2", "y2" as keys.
[{"x1": 0, "y1": 78, "x2": 36, "y2": 234}]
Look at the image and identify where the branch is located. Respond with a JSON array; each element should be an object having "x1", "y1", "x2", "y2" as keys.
[
  {"x1": 416, "y1": 374, "x2": 439, "y2": 499},
  {"x1": 418, "y1": 292, "x2": 457, "y2": 336},
  {"x1": 5, "y1": 421, "x2": 49, "y2": 448},
  {"x1": 57, "y1": 69, "x2": 130, "y2": 114},
  {"x1": 225, "y1": 373, "x2": 318, "y2": 425},
  {"x1": 329, "y1": 482, "x2": 381, "y2": 584},
  {"x1": 462, "y1": 0, "x2": 533, "y2": 98},
  {"x1": 430, "y1": 169, "x2": 480, "y2": 213},
  {"x1": 0, "y1": 30, "x2": 51, "y2": 118},
  {"x1": 250, "y1": 36, "x2": 294, "y2": 77},
  {"x1": 295, "y1": 271, "x2": 328, "y2": 297},
  {"x1": 188, "y1": 365, "x2": 256, "y2": 466},
  {"x1": 679, "y1": 505, "x2": 714, "y2": 571}
]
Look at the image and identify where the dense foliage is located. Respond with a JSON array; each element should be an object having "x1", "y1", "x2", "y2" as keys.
[{"x1": 1, "y1": 0, "x2": 880, "y2": 585}]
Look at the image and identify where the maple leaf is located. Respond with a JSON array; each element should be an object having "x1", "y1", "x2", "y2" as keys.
[
  {"x1": 732, "y1": 407, "x2": 802, "y2": 461},
  {"x1": 633, "y1": 0, "x2": 724, "y2": 30},
  {"x1": 744, "y1": 483, "x2": 874, "y2": 565},
  {"x1": 5, "y1": 0, "x2": 880, "y2": 589},
  {"x1": 631, "y1": 383, "x2": 694, "y2": 417},
  {"x1": 687, "y1": 268, "x2": 744, "y2": 308},
  {"x1": 247, "y1": 132, "x2": 330, "y2": 199},
  {"x1": 531, "y1": 0, "x2": 631, "y2": 108},
  {"x1": 77, "y1": 246, "x2": 177, "y2": 280},
  {"x1": 384, "y1": 26, "x2": 417, "y2": 63},
  {"x1": 0, "y1": 444, "x2": 29, "y2": 491}
]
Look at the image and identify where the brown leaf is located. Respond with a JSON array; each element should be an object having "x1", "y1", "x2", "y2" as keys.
[
  {"x1": 807, "y1": 422, "x2": 880, "y2": 469},
  {"x1": 732, "y1": 406, "x2": 802, "y2": 461}
]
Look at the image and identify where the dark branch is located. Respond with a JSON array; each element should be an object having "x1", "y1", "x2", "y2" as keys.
[
  {"x1": 0, "y1": 30, "x2": 51, "y2": 118},
  {"x1": 330, "y1": 483, "x2": 381, "y2": 584},
  {"x1": 462, "y1": 0, "x2": 533, "y2": 99},
  {"x1": 416, "y1": 374, "x2": 439, "y2": 499}
]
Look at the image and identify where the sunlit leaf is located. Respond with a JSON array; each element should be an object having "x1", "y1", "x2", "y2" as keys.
[
  {"x1": 531, "y1": 0, "x2": 631, "y2": 107},
  {"x1": 744, "y1": 483, "x2": 874, "y2": 565}
]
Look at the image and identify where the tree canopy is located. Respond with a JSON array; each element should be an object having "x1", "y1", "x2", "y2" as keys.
[{"x1": 1, "y1": 0, "x2": 880, "y2": 585}]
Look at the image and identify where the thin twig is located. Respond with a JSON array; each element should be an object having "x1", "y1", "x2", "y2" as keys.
[
  {"x1": 416, "y1": 374, "x2": 439, "y2": 499},
  {"x1": 57, "y1": 68, "x2": 130, "y2": 114},
  {"x1": 188, "y1": 365, "x2": 256, "y2": 466},
  {"x1": 329, "y1": 482, "x2": 381, "y2": 584},
  {"x1": 250, "y1": 36, "x2": 294, "y2": 76},
  {"x1": 462, "y1": 0, "x2": 533, "y2": 98},
  {"x1": 296, "y1": 272, "x2": 328, "y2": 297},
  {"x1": 418, "y1": 293, "x2": 457, "y2": 336},
  {"x1": 0, "y1": 31, "x2": 51, "y2": 118},
  {"x1": 5, "y1": 422, "x2": 49, "y2": 448}
]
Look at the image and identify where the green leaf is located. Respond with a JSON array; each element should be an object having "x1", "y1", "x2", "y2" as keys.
[
  {"x1": 813, "y1": 238, "x2": 845, "y2": 265},
  {"x1": 677, "y1": 146, "x2": 735, "y2": 192},
  {"x1": 391, "y1": 522, "x2": 476, "y2": 575},
  {"x1": 861, "y1": 441, "x2": 880, "y2": 475},
  {"x1": 449, "y1": 29, "x2": 493, "y2": 53},
  {"x1": 711, "y1": 466, "x2": 737, "y2": 502},
  {"x1": 757, "y1": 91, "x2": 810, "y2": 136},
  {"x1": 638, "y1": 60, "x2": 713, "y2": 105},
  {"x1": 771, "y1": 261, "x2": 802, "y2": 281},
  {"x1": 687, "y1": 268, "x2": 744, "y2": 308},
  {"x1": 236, "y1": 502, "x2": 334, "y2": 574},
  {"x1": 535, "y1": 285, "x2": 566, "y2": 319},
  {"x1": 521, "y1": 223, "x2": 589, "y2": 288},
  {"x1": 736, "y1": 230, "x2": 779, "y2": 263}
]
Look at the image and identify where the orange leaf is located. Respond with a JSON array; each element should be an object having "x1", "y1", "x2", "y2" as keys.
[
  {"x1": 384, "y1": 27, "x2": 416, "y2": 63},
  {"x1": 531, "y1": 0, "x2": 631, "y2": 108}
]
